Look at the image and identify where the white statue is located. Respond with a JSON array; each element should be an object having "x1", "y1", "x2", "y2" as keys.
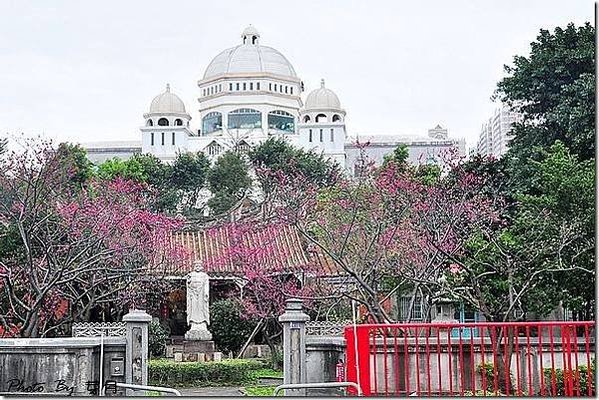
[{"x1": 185, "y1": 262, "x2": 212, "y2": 341}]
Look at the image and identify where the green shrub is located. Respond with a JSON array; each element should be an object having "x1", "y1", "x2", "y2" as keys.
[
  {"x1": 148, "y1": 321, "x2": 169, "y2": 358},
  {"x1": 149, "y1": 358, "x2": 267, "y2": 387},
  {"x1": 210, "y1": 299, "x2": 256, "y2": 354},
  {"x1": 542, "y1": 359, "x2": 596, "y2": 396}
]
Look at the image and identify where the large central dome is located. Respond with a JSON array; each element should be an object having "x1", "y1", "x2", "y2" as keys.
[{"x1": 203, "y1": 26, "x2": 297, "y2": 79}]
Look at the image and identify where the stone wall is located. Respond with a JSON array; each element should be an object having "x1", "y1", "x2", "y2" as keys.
[{"x1": 0, "y1": 337, "x2": 127, "y2": 396}]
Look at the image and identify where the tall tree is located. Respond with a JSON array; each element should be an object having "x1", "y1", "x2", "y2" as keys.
[
  {"x1": 0, "y1": 139, "x2": 185, "y2": 337},
  {"x1": 207, "y1": 151, "x2": 252, "y2": 215},
  {"x1": 495, "y1": 22, "x2": 595, "y2": 160},
  {"x1": 249, "y1": 137, "x2": 339, "y2": 191},
  {"x1": 170, "y1": 152, "x2": 211, "y2": 214}
]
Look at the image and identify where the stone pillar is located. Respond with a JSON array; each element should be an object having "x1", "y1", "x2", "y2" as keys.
[
  {"x1": 124, "y1": 309, "x2": 151, "y2": 396},
  {"x1": 279, "y1": 298, "x2": 310, "y2": 396}
]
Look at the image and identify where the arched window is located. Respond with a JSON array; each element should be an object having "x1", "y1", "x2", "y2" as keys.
[
  {"x1": 303, "y1": 115, "x2": 311, "y2": 123},
  {"x1": 207, "y1": 141, "x2": 223, "y2": 157},
  {"x1": 268, "y1": 110, "x2": 295, "y2": 133},
  {"x1": 146, "y1": 119, "x2": 153, "y2": 127},
  {"x1": 228, "y1": 108, "x2": 261, "y2": 129},
  {"x1": 202, "y1": 112, "x2": 222, "y2": 135},
  {"x1": 175, "y1": 119, "x2": 183, "y2": 126},
  {"x1": 158, "y1": 118, "x2": 169, "y2": 126},
  {"x1": 237, "y1": 140, "x2": 251, "y2": 153},
  {"x1": 332, "y1": 114, "x2": 341, "y2": 122},
  {"x1": 315, "y1": 114, "x2": 327, "y2": 123}
]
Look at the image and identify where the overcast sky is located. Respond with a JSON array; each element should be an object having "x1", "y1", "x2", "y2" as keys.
[{"x1": 0, "y1": 0, "x2": 593, "y2": 149}]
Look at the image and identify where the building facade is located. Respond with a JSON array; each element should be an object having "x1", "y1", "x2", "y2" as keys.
[
  {"x1": 475, "y1": 105, "x2": 521, "y2": 158},
  {"x1": 84, "y1": 26, "x2": 465, "y2": 174}
]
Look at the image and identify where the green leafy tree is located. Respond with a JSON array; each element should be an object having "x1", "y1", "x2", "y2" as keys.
[
  {"x1": 249, "y1": 137, "x2": 339, "y2": 192},
  {"x1": 96, "y1": 154, "x2": 179, "y2": 213},
  {"x1": 54, "y1": 143, "x2": 93, "y2": 188},
  {"x1": 495, "y1": 22, "x2": 595, "y2": 160},
  {"x1": 170, "y1": 152, "x2": 210, "y2": 214},
  {"x1": 210, "y1": 299, "x2": 256, "y2": 354},
  {"x1": 97, "y1": 157, "x2": 147, "y2": 182},
  {"x1": 447, "y1": 142, "x2": 594, "y2": 322},
  {"x1": 207, "y1": 151, "x2": 251, "y2": 215},
  {"x1": 382, "y1": 144, "x2": 409, "y2": 168}
]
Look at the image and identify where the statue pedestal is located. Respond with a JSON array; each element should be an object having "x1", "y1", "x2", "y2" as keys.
[{"x1": 185, "y1": 326, "x2": 213, "y2": 341}]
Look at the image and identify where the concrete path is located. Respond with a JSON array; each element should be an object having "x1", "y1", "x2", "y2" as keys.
[{"x1": 178, "y1": 386, "x2": 244, "y2": 396}]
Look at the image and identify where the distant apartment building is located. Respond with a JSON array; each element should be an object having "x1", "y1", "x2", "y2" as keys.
[{"x1": 475, "y1": 106, "x2": 520, "y2": 158}]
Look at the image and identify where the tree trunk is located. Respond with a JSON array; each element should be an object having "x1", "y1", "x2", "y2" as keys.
[{"x1": 263, "y1": 325, "x2": 280, "y2": 370}]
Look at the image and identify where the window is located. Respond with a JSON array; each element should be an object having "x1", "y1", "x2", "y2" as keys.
[
  {"x1": 202, "y1": 89, "x2": 206, "y2": 96},
  {"x1": 279, "y1": 85, "x2": 283, "y2": 93},
  {"x1": 309, "y1": 129, "x2": 313, "y2": 142},
  {"x1": 229, "y1": 83, "x2": 233, "y2": 91},
  {"x1": 172, "y1": 132, "x2": 176, "y2": 145},
  {"x1": 303, "y1": 115, "x2": 311, "y2": 123},
  {"x1": 330, "y1": 128, "x2": 334, "y2": 142},
  {"x1": 175, "y1": 119, "x2": 183, "y2": 126},
  {"x1": 207, "y1": 141, "x2": 223, "y2": 156},
  {"x1": 146, "y1": 119, "x2": 153, "y2": 126},
  {"x1": 319, "y1": 129, "x2": 323, "y2": 142},
  {"x1": 268, "y1": 110, "x2": 295, "y2": 133},
  {"x1": 249, "y1": 82, "x2": 253, "y2": 90},
  {"x1": 202, "y1": 112, "x2": 222, "y2": 134},
  {"x1": 290, "y1": 87, "x2": 293, "y2": 95},
  {"x1": 161, "y1": 132, "x2": 165, "y2": 145},
  {"x1": 237, "y1": 140, "x2": 251, "y2": 153},
  {"x1": 228, "y1": 108, "x2": 261, "y2": 129},
  {"x1": 257, "y1": 82, "x2": 260, "y2": 90},
  {"x1": 218, "y1": 84, "x2": 222, "y2": 92},
  {"x1": 332, "y1": 114, "x2": 341, "y2": 122},
  {"x1": 274, "y1": 84, "x2": 277, "y2": 92},
  {"x1": 158, "y1": 118, "x2": 169, "y2": 126},
  {"x1": 315, "y1": 114, "x2": 327, "y2": 123},
  {"x1": 284, "y1": 86, "x2": 288, "y2": 94},
  {"x1": 269, "y1": 83, "x2": 272, "y2": 91},
  {"x1": 150, "y1": 132, "x2": 154, "y2": 146},
  {"x1": 236, "y1": 83, "x2": 240, "y2": 90},
  {"x1": 243, "y1": 82, "x2": 246, "y2": 90}
]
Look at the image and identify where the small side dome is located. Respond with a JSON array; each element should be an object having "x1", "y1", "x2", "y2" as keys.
[
  {"x1": 304, "y1": 79, "x2": 341, "y2": 110},
  {"x1": 149, "y1": 84, "x2": 187, "y2": 114}
]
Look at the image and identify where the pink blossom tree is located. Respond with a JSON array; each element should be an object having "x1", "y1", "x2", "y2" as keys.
[
  {"x1": 0, "y1": 138, "x2": 186, "y2": 337},
  {"x1": 257, "y1": 151, "x2": 500, "y2": 324}
]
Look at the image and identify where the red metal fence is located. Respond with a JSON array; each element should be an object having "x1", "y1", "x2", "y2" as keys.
[{"x1": 344, "y1": 321, "x2": 595, "y2": 396}]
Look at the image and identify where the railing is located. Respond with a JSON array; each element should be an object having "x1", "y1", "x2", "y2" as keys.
[
  {"x1": 102, "y1": 383, "x2": 182, "y2": 396},
  {"x1": 273, "y1": 382, "x2": 362, "y2": 396},
  {"x1": 306, "y1": 320, "x2": 352, "y2": 336},
  {"x1": 344, "y1": 321, "x2": 596, "y2": 397},
  {"x1": 72, "y1": 322, "x2": 126, "y2": 337}
]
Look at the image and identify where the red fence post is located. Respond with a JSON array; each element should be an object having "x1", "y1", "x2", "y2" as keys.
[{"x1": 344, "y1": 325, "x2": 372, "y2": 396}]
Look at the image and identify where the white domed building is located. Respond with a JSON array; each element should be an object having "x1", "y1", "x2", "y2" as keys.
[
  {"x1": 85, "y1": 25, "x2": 465, "y2": 173},
  {"x1": 139, "y1": 25, "x2": 348, "y2": 165}
]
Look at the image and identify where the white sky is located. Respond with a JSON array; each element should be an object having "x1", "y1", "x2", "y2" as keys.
[{"x1": 0, "y1": 0, "x2": 593, "y2": 149}]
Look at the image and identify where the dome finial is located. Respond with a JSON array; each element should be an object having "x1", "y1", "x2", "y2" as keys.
[
  {"x1": 166, "y1": 83, "x2": 170, "y2": 92},
  {"x1": 241, "y1": 25, "x2": 260, "y2": 45},
  {"x1": 320, "y1": 79, "x2": 325, "y2": 88}
]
